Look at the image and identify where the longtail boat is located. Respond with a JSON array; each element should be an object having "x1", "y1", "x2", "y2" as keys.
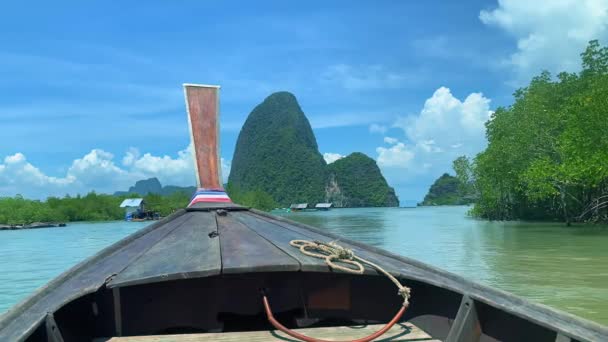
[{"x1": 1, "y1": 84, "x2": 606, "y2": 342}]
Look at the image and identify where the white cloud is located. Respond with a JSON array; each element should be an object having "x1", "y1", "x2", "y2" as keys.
[
  {"x1": 376, "y1": 86, "x2": 490, "y2": 174},
  {"x1": 376, "y1": 142, "x2": 415, "y2": 168},
  {"x1": 323, "y1": 153, "x2": 344, "y2": 164},
  {"x1": 416, "y1": 139, "x2": 442, "y2": 153},
  {"x1": 383, "y1": 137, "x2": 398, "y2": 144},
  {"x1": 451, "y1": 143, "x2": 463, "y2": 149},
  {"x1": 480, "y1": 0, "x2": 608, "y2": 82},
  {"x1": 370, "y1": 124, "x2": 388, "y2": 134},
  {"x1": 0, "y1": 153, "x2": 75, "y2": 196},
  {"x1": 396, "y1": 87, "x2": 491, "y2": 150},
  {"x1": 0, "y1": 147, "x2": 232, "y2": 199},
  {"x1": 373, "y1": 87, "x2": 493, "y2": 201},
  {"x1": 122, "y1": 147, "x2": 140, "y2": 166},
  {"x1": 322, "y1": 64, "x2": 410, "y2": 90}
]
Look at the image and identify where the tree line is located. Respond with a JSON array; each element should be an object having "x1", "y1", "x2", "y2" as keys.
[
  {"x1": 0, "y1": 191, "x2": 191, "y2": 225},
  {"x1": 454, "y1": 40, "x2": 608, "y2": 224}
]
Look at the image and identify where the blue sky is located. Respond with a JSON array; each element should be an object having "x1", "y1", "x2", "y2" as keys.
[{"x1": 1, "y1": 0, "x2": 607, "y2": 202}]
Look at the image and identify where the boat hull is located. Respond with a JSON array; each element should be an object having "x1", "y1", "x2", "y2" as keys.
[{"x1": 0, "y1": 208, "x2": 606, "y2": 342}]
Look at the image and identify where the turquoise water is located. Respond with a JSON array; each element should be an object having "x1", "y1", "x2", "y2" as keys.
[
  {"x1": 1, "y1": 207, "x2": 607, "y2": 325},
  {"x1": 0, "y1": 221, "x2": 148, "y2": 313}
]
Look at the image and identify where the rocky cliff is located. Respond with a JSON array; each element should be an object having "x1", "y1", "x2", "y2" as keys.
[
  {"x1": 228, "y1": 92, "x2": 399, "y2": 207},
  {"x1": 228, "y1": 92, "x2": 327, "y2": 205}
]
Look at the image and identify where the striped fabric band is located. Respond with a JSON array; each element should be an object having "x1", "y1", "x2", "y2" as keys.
[{"x1": 188, "y1": 188, "x2": 232, "y2": 207}]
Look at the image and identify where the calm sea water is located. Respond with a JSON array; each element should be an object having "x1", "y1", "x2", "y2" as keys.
[{"x1": 0, "y1": 207, "x2": 607, "y2": 325}]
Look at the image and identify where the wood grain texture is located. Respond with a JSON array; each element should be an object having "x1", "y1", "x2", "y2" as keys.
[
  {"x1": 94, "y1": 322, "x2": 436, "y2": 341},
  {"x1": 232, "y1": 212, "x2": 330, "y2": 272},
  {"x1": 108, "y1": 212, "x2": 221, "y2": 288},
  {"x1": 185, "y1": 85, "x2": 221, "y2": 189},
  {"x1": 216, "y1": 213, "x2": 300, "y2": 274},
  {"x1": 245, "y1": 212, "x2": 386, "y2": 276}
]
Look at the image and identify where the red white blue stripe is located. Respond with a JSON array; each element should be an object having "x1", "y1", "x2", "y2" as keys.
[{"x1": 188, "y1": 188, "x2": 232, "y2": 207}]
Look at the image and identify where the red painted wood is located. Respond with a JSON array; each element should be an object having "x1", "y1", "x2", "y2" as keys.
[{"x1": 185, "y1": 85, "x2": 222, "y2": 189}]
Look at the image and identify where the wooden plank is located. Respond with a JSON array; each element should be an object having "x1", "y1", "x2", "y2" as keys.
[
  {"x1": 108, "y1": 212, "x2": 221, "y2": 288},
  {"x1": 245, "y1": 212, "x2": 391, "y2": 277},
  {"x1": 232, "y1": 212, "x2": 330, "y2": 273},
  {"x1": 217, "y1": 214, "x2": 300, "y2": 274},
  {"x1": 94, "y1": 322, "x2": 436, "y2": 341}
]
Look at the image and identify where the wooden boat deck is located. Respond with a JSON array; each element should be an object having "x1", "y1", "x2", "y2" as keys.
[
  {"x1": 95, "y1": 322, "x2": 440, "y2": 341},
  {"x1": 105, "y1": 206, "x2": 402, "y2": 289}
]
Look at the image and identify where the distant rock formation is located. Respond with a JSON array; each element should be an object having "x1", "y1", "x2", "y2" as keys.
[
  {"x1": 114, "y1": 177, "x2": 196, "y2": 196},
  {"x1": 326, "y1": 153, "x2": 399, "y2": 207},
  {"x1": 420, "y1": 173, "x2": 472, "y2": 206}
]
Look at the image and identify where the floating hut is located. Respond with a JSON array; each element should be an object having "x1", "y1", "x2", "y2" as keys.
[
  {"x1": 119, "y1": 198, "x2": 145, "y2": 221},
  {"x1": 289, "y1": 203, "x2": 308, "y2": 211},
  {"x1": 315, "y1": 202, "x2": 333, "y2": 210}
]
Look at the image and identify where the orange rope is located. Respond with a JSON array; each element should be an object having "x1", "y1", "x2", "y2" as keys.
[{"x1": 262, "y1": 294, "x2": 408, "y2": 342}]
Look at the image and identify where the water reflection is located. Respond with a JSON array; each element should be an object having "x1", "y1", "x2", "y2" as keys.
[{"x1": 279, "y1": 206, "x2": 608, "y2": 325}]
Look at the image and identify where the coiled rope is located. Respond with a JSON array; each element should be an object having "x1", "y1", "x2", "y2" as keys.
[{"x1": 261, "y1": 239, "x2": 411, "y2": 342}]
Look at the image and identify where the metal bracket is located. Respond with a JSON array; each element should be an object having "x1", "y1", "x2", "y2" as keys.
[
  {"x1": 446, "y1": 295, "x2": 481, "y2": 342},
  {"x1": 45, "y1": 312, "x2": 64, "y2": 342}
]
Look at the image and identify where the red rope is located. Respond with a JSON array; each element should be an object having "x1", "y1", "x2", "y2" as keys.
[{"x1": 262, "y1": 295, "x2": 408, "y2": 342}]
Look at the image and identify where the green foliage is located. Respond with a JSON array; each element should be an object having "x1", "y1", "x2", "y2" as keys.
[
  {"x1": 228, "y1": 92, "x2": 328, "y2": 206},
  {"x1": 0, "y1": 191, "x2": 191, "y2": 225},
  {"x1": 471, "y1": 40, "x2": 608, "y2": 223},
  {"x1": 326, "y1": 153, "x2": 399, "y2": 207},
  {"x1": 225, "y1": 184, "x2": 278, "y2": 211},
  {"x1": 421, "y1": 173, "x2": 472, "y2": 206},
  {"x1": 142, "y1": 191, "x2": 190, "y2": 216},
  {"x1": 452, "y1": 156, "x2": 476, "y2": 199}
]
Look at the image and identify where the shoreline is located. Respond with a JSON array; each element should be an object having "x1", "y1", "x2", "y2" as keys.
[{"x1": 0, "y1": 222, "x2": 66, "y2": 231}]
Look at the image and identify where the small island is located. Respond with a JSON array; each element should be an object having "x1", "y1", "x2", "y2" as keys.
[{"x1": 420, "y1": 173, "x2": 473, "y2": 206}]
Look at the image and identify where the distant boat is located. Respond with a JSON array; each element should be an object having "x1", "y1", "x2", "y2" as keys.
[{"x1": 0, "y1": 84, "x2": 606, "y2": 342}]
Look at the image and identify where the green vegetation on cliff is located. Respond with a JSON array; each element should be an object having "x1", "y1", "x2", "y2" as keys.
[
  {"x1": 421, "y1": 173, "x2": 472, "y2": 206},
  {"x1": 225, "y1": 184, "x2": 277, "y2": 212},
  {"x1": 462, "y1": 40, "x2": 608, "y2": 223},
  {"x1": 326, "y1": 153, "x2": 399, "y2": 207},
  {"x1": 228, "y1": 92, "x2": 328, "y2": 205},
  {"x1": 228, "y1": 92, "x2": 399, "y2": 207}
]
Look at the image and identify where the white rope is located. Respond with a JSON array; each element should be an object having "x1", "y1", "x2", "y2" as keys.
[{"x1": 289, "y1": 239, "x2": 411, "y2": 306}]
